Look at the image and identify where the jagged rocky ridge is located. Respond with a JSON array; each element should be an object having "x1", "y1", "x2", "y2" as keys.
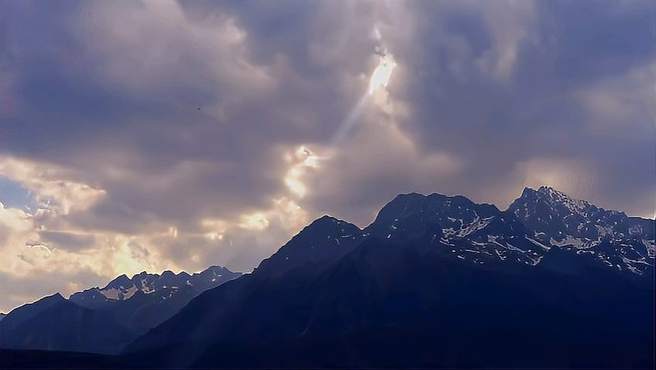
[
  {"x1": 70, "y1": 266, "x2": 239, "y2": 308},
  {"x1": 356, "y1": 186, "x2": 654, "y2": 274}
]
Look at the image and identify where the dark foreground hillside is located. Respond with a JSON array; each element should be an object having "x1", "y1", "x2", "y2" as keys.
[
  {"x1": 127, "y1": 243, "x2": 653, "y2": 369},
  {"x1": 0, "y1": 350, "x2": 118, "y2": 369},
  {"x1": 2, "y1": 249, "x2": 653, "y2": 369}
]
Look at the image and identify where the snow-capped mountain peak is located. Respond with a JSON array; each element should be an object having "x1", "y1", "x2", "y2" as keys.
[
  {"x1": 365, "y1": 192, "x2": 500, "y2": 241},
  {"x1": 536, "y1": 186, "x2": 595, "y2": 216},
  {"x1": 509, "y1": 186, "x2": 654, "y2": 274},
  {"x1": 359, "y1": 188, "x2": 653, "y2": 274},
  {"x1": 510, "y1": 187, "x2": 650, "y2": 243}
]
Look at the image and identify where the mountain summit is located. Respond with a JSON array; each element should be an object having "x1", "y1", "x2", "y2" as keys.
[
  {"x1": 255, "y1": 215, "x2": 363, "y2": 276},
  {"x1": 509, "y1": 186, "x2": 654, "y2": 274}
]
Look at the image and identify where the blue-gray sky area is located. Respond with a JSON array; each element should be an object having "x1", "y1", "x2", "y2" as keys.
[{"x1": 0, "y1": 0, "x2": 654, "y2": 312}]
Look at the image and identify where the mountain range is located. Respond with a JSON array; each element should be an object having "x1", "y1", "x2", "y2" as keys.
[
  {"x1": 1, "y1": 186, "x2": 654, "y2": 368},
  {"x1": 0, "y1": 266, "x2": 241, "y2": 354}
]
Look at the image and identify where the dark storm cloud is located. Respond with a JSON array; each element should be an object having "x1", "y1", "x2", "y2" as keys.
[{"x1": 0, "y1": 0, "x2": 383, "y2": 231}]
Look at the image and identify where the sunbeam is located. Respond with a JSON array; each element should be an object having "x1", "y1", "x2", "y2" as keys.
[{"x1": 330, "y1": 50, "x2": 396, "y2": 146}]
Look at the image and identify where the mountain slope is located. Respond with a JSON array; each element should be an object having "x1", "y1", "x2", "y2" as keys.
[
  {"x1": 255, "y1": 215, "x2": 364, "y2": 277},
  {"x1": 126, "y1": 188, "x2": 654, "y2": 368},
  {"x1": 0, "y1": 294, "x2": 133, "y2": 354},
  {"x1": 126, "y1": 216, "x2": 365, "y2": 364}
]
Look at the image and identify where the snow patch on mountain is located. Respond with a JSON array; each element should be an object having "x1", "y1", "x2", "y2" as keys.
[{"x1": 100, "y1": 286, "x2": 138, "y2": 301}]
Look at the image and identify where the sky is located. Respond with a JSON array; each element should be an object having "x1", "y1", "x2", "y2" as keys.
[{"x1": 0, "y1": 0, "x2": 655, "y2": 312}]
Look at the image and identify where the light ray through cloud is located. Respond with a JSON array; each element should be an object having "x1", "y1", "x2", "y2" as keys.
[
  {"x1": 330, "y1": 49, "x2": 397, "y2": 147},
  {"x1": 330, "y1": 94, "x2": 369, "y2": 146}
]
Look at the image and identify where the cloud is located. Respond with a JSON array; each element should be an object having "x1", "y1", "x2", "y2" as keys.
[
  {"x1": 0, "y1": 156, "x2": 106, "y2": 216},
  {"x1": 38, "y1": 230, "x2": 96, "y2": 251},
  {"x1": 0, "y1": 0, "x2": 654, "y2": 311}
]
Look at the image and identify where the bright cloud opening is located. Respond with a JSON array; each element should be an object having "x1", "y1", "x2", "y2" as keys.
[
  {"x1": 284, "y1": 146, "x2": 323, "y2": 198},
  {"x1": 368, "y1": 52, "x2": 397, "y2": 95}
]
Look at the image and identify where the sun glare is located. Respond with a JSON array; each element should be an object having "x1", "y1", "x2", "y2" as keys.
[{"x1": 368, "y1": 52, "x2": 396, "y2": 95}]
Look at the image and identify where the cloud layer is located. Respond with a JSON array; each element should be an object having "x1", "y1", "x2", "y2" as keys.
[{"x1": 0, "y1": 0, "x2": 654, "y2": 312}]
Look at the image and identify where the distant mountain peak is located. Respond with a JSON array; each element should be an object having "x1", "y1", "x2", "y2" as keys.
[
  {"x1": 537, "y1": 185, "x2": 556, "y2": 193},
  {"x1": 512, "y1": 186, "x2": 632, "y2": 230},
  {"x1": 255, "y1": 215, "x2": 363, "y2": 276},
  {"x1": 309, "y1": 214, "x2": 355, "y2": 228},
  {"x1": 200, "y1": 265, "x2": 230, "y2": 276},
  {"x1": 299, "y1": 215, "x2": 361, "y2": 236},
  {"x1": 106, "y1": 274, "x2": 132, "y2": 289},
  {"x1": 204, "y1": 265, "x2": 227, "y2": 271},
  {"x1": 367, "y1": 191, "x2": 500, "y2": 240},
  {"x1": 521, "y1": 186, "x2": 589, "y2": 213},
  {"x1": 69, "y1": 266, "x2": 242, "y2": 307}
]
